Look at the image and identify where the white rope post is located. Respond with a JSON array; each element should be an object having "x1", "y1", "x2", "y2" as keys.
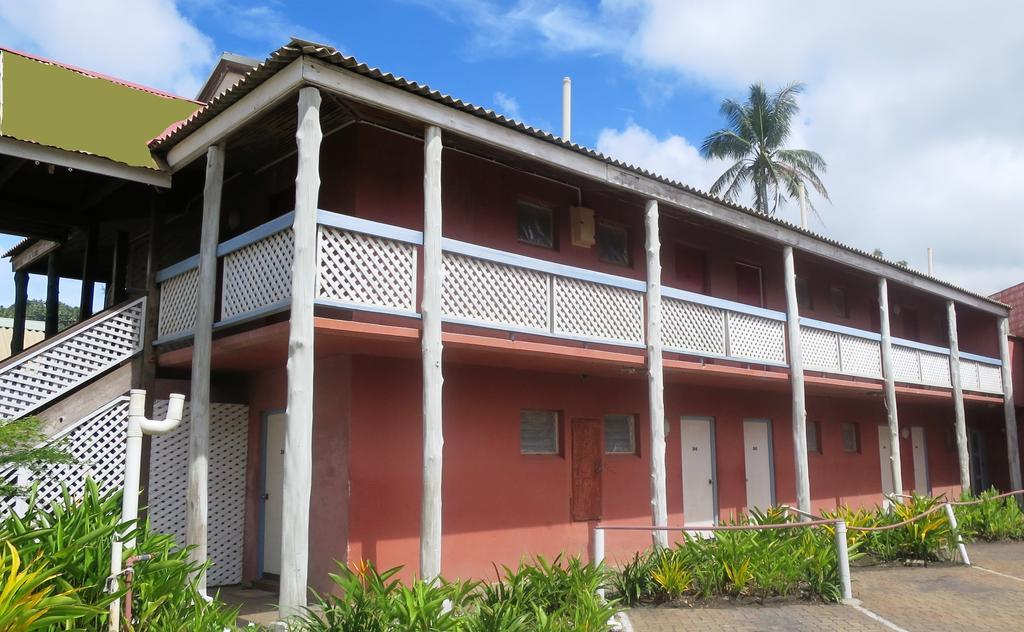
[
  {"x1": 783, "y1": 246, "x2": 811, "y2": 515},
  {"x1": 593, "y1": 526, "x2": 606, "y2": 599},
  {"x1": 186, "y1": 142, "x2": 224, "y2": 594},
  {"x1": 944, "y1": 503, "x2": 971, "y2": 565},
  {"x1": 878, "y1": 278, "x2": 904, "y2": 498},
  {"x1": 420, "y1": 124, "x2": 444, "y2": 581},
  {"x1": 644, "y1": 199, "x2": 668, "y2": 548},
  {"x1": 998, "y1": 317, "x2": 1022, "y2": 498},
  {"x1": 946, "y1": 300, "x2": 971, "y2": 493},
  {"x1": 279, "y1": 86, "x2": 322, "y2": 619},
  {"x1": 834, "y1": 519, "x2": 853, "y2": 602}
]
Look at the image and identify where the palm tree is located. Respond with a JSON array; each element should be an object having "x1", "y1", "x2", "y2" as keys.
[{"x1": 700, "y1": 82, "x2": 829, "y2": 216}]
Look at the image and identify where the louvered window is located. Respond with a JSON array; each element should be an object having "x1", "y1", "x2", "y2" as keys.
[
  {"x1": 520, "y1": 410, "x2": 559, "y2": 454},
  {"x1": 604, "y1": 414, "x2": 636, "y2": 454}
]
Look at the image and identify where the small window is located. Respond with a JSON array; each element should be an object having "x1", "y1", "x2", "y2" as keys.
[
  {"x1": 735, "y1": 261, "x2": 765, "y2": 307},
  {"x1": 675, "y1": 245, "x2": 709, "y2": 294},
  {"x1": 796, "y1": 277, "x2": 813, "y2": 311},
  {"x1": 807, "y1": 420, "x2": 821, "y2": 454},
  {"x1": 597, "y1": 221, "x2": 630, "y2": 266},
  {"x1": 604, "y1": 414, "x2": 636, "y2": 454},
  {"x1": 830, "y1": 286, "x2": 848, "y2": 318},
  {"x1": 841, "y1": 423, "x2": 860, "y2": 453},
  {"x1": 520, "y1": 410, "x2": 559, "y2": 454},
  {"x1": 517, "y1": 201, "x2": 555, "y2": 249}
]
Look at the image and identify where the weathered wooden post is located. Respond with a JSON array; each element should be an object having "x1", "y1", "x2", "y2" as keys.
[
  {"x1": 783, "y1": 246, "x2": 811, "y2": 515},
  {"x1": 45, "y1": 252, "x2": 60, "y2": 338},
  {"x1": 644, "y1": 199, "x2": 668, "y2": 548},
  {"x1": 279, "y1": 86, "x2": 322, "y2": 618},
  {"x1": 946, "y1": 300, "x2": 971, "y2": 493},
  {"x1": 878, "y1": 278, "x2": 903, "y2": 497},
  {"x1": 998, "y1": 317, "x2": 1022, "y2": 496},
  {"x1": 420, "y1": 124, "x2": 444, "y2": 581},
  {"x1": 79, "y1": 223, "x2": 98, "y2": 321},
  {"x1": 186, "y1": 142, "x2": 224, "y2": 594},
  {"x1": 10, "y1": 270, "x2": 28, "y2": 355}
]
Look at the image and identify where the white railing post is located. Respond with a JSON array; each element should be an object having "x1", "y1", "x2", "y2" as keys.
[
  {"x1": 834, "y1": 519, "x2": 853, "y2": 602},
  {"x1": 944, "y1": 502, "x2": 971, "y2": 566},
  {"x1": 593, "y1": 526, "x2": 606, "y2": 599}
]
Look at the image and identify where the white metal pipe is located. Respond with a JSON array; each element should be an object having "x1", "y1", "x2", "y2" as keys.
[
  {"x1": 593, "y1": 526, "x2": 606, "y2": 599},
  {"x1": 109, "y1": 389, "x2": 184, "y2": 632},
  {"x1": 944, "y1": 502, "x2": 971, "y2": 565},
  {"x1": 562, "y1": 77, "x2": 571, "y2": 142},
  {"x1": 927, "y1": 248, "x2": 934, "y2": 276},
  {"x1": 878, "y1": 278, "x2": 903, "y2": 497},
  {"x1": 644, "y1": 199, "x2": 668, "y2": 548},
  {"x1": 783, "y1": 246, "x2": 811, "y2": 515},
  {"x1": 834, "y1": 519, "x2": 853, "y2": 601},
  {"x1": 797, "y1": 182, "x2": 808, "y2": 230}
]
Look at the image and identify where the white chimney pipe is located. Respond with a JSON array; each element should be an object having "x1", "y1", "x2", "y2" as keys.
[
  {"x1": 927, "y1": 247, "x2": 934, "y2": 275},
  {"x1": 562, "y1": 77, "x2": 571, "y2": 142},
  {"x1": 797, "y1": 182, "x2": 808, "y2": 229}
]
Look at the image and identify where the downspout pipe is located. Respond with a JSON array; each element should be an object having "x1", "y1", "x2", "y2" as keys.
[{"x1": 109, "y1": 390, "x2": 185, "y2": 632}]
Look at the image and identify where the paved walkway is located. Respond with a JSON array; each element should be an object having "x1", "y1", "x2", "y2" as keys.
[{"x1": 628, "y1": 541, "x2": 1024, "y2": 631}]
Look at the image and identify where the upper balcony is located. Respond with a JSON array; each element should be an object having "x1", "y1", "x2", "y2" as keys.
[{"x1": 153, "y1": 209, "x2": 1004, "y2": 397}]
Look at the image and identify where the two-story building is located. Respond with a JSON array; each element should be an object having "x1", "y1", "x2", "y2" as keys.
[{"x1": 1, "y1": 39, "x2": 1018, "y2": 621}]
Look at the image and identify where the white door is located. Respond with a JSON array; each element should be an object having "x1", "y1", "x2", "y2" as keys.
[
  {"x1": 742, "y1": 419, "x2": 774, "y2": 511},
  {"x1": 878, "y1": 425, "x2": 895, "y2": 499},
  {"x1": 262, "y1": 412, "x2": 286, "y2": 576},
  {"x1": 911, "y1": 426, "x2": 930, "y2": 495},
  {"x1": 681, "y1": 417, "x2": 716, "y2": 527}
]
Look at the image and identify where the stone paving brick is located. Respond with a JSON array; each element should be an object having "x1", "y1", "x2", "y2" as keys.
[{"x1": 627, "y1": 602, "x2": 888, "y2": 631}]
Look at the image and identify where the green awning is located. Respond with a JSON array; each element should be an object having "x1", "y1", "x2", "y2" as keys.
[{"x1": 0, "y1": 50, "x2": 201, "y2": 170}]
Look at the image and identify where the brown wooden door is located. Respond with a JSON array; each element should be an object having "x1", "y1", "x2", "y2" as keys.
[{"x1": 571, "y1": 418, "x2": 603, "y2": 521}]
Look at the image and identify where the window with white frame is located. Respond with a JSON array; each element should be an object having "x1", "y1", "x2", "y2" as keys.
[
  {"x1": 520, "y1": 409, "x2": 559, "y2": 454},
  {"x1": 604, "y1": 414, "x2": 636, "y2": 454}
]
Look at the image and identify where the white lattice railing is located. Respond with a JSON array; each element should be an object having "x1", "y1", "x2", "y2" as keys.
[
  {"x1": 959, "y1": 356, "x2": 1003, "y2": 394},
  {"x1": 662, "y1": 287, "x2": 787, "y2": 365},
  {"x1": 800, "y1": 318, "x2": 883, "y2": 379},
  {"x1": 0, "y1": 298, "x2": 145, "y2": 420},
  {"x1": 220, "y1": 214, "x2": 295, "y2": 324}
]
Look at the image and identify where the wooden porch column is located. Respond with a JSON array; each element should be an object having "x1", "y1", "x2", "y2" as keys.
[
  {"x1": 420, "y1": 124, "x2": 444, "y2": 581},
  {"x1": 108, "y1": 231, "x2": 129, "y2": 307},
  {"x1": 998, "y1": 317, "x2": 1022, "y2": 494},
  {"x1": 10, "y1": 270, "x2": 28, "y2": 355},
  {"x1": 279, "y1": 86, "x2": 322, "y2": 617},
  {"x1": 78, "y1": 223, "x2": 98, "y2": 321},
  {"x1": 45, "y1": 252, "x2": 60, "y2": 337},
  {"x1": 644, "y1": 199, "x2": 668, "y2": 547},
  {"x1": 946, "y1": 300, "x2": 971, "y2": 492},
  {"x1": 878, "y1": 278, "x2": 904, "y2": 497},
  {"x1": 783, "y1": 246, "x2": 811, "y2": 515},
  {"x1": 186, "y1": 142, "x2": 225, "y2": 594}
]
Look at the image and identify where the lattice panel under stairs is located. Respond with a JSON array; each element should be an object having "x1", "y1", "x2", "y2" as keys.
[
  {"x1": 442, "y1": 253, "x2": 550, "y2": 331},
  {"x1": 0, "y1": 397, "x2": 130, "y2": 515},
  {"x1": 317, "y1": 225, "x2": 417, "y2": 313},
  {"x1": 726, "y1": 312, "x2": 786, "y2": 365},
  {"x1": 800, "y1": 327, "x2": 841, "y2": 373},
  {"x1": 976, "y1": 363, "x2": 1003, "y2": 394},
  {"x1": 148, "y1": 401, "x2": 249, "y2": 587},
  {"x1": 221, "y1": 229, "x2": 294, "y2": 321},
  {"x1": 158, "y1": 268, "x2": 199, "y2": 339},
  {"x1": 662, "y1": 298, "x2": 726, "y2": 357},
  {"x1": 0, "y1": 299, "x2": 144, "y2": 421},
  {"x1": 552, "y1": 277, "x2": 644, "y2": 345}
]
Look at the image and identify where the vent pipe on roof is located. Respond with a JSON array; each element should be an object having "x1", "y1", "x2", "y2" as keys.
[
  {"x1": 562, "y1": 77, "x2": 572, "y2": 142},
  {"x1": 927, "y1": 247, "x2": 934, "y2": 276},
  {"x1": 797, "y1": 182, "x2": 808, "y2": 229}
]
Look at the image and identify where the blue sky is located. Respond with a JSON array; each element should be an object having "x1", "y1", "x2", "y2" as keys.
[{"x1": 1, "y1": 0, "x2": 1023, "y2": 308}]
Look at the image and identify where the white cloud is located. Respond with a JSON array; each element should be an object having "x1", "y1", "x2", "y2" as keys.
[
  {"x1": 0, "y1": 0, "x2": 215, "y2": 97},
  {"x1": 454, "y1": 0, "x2": 1024, "y2": 295},
  {"x1": 183, "y1": 0, "x2": 330, "y2": 55},
  {"x1": 493, "y1": 91, "x2": 522, "y2": 120}
]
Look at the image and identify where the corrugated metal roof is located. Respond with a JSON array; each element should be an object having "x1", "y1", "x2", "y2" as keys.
[{"x1": 150, "y1": 38, "x2": 1007, "y2": 310}]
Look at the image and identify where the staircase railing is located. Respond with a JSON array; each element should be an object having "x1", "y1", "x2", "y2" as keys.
[{"x1": 0, "y1": 297, "x2": 145, "y2": 420}]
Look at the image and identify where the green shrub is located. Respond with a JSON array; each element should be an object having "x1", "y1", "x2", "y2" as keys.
[
  {"x1": 0, "y1": 479, "x2": 240, "y2": 631},
  {"x1": 956, "y1": 488, "x2": 1024, "y2": 541},
  {"x1": 293, "y1": 556, "x2": 617, "y2": 632}
]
